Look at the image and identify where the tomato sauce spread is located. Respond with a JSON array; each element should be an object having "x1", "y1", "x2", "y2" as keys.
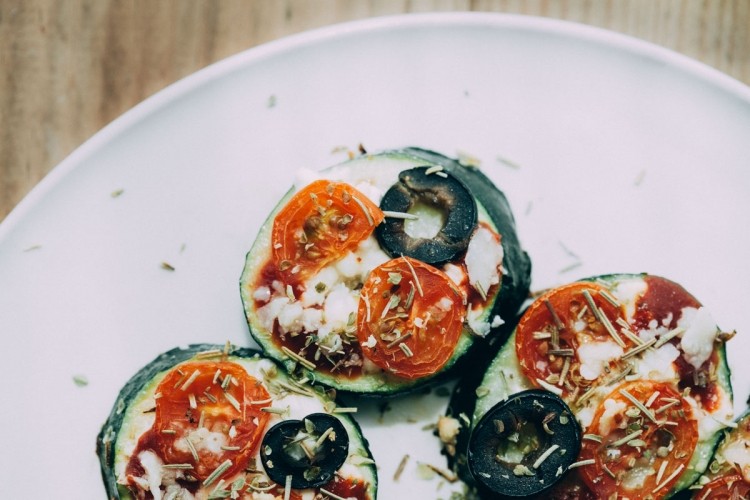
[
  {"x1": 631, "y1": 275, "x2": 700, "y2": 331},
  {"x1": 632, "y1": 275, "x2": 720, "y2": 412}
]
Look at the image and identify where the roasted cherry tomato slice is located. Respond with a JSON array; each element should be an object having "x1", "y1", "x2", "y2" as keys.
[
  {"x1": 695, "y1": 475, "x2": 750, "y2": 499},
  {"x1": 357, "y1": 256, "x2": 464, "y2": 379},
  {"x1": 153, "y1": 361, "x2": 271, "y2": 481},
  {"x1": 579, "y1": 380, "x2": 698, "y2": 500},
  {"x1": 271, "y1": 180, "x2": 384, "y2": 282},
  {"x1": 515, "y1": 282, "x2": 629, "y2": 400}
]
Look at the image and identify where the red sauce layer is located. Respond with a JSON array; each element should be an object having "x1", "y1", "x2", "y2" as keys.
[{"x1": 632, "y1": 275, "x2": 720, "y2": 412}]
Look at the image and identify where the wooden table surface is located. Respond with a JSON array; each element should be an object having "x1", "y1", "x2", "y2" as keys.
[{"x1": 2, "y1": 0, "x2": 749, "y2": 222}]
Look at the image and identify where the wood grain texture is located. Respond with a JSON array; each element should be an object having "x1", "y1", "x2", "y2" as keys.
[{"x1": 2, "y1": 0, "x2": 749, "y2": 221}]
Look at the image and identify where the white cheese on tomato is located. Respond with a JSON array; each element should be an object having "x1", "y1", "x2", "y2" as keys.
[
  {"x1": 577, "y1": 340, "x2": 624, "y2": 381},
  {"x1": 177, "y1": 427, "x2": 228, "y2": 456},
  {"x1": 597, "y1": 398, "x2": 627, "y2": 436}
]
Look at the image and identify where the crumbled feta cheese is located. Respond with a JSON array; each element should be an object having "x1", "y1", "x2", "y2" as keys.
[
  {"x1": 577, "y1": 341, "x2": 624, "y2": 380},
  {"x1": 437, "y1": 416, "x2": 461, "y2": 456},
  {"x1": 259, "y1": 234, "x2": 388, "y2": 344},
  {"x1": 178, "y1": 427, "x2": 227, "y2": 455},
  {"x1": 253, "y1": 286, "x2": 271, "y2": 303},
  {"x1": 437, "y1": 297, "x2": 453, "y2": 311},
  {"x1": 165, "y1": 485, "x2": 194, "y2": 500},
  {"x1": 611, "y1": 278, "x2": 647, "y2": 322},
  {"x1": 620, "y1": 466, "x2": 656, "y2": 491},
  {"x1": 301, "y1": 267, "x2": 339, "y2": 306},
  {"x1": 577, "y1": 406, "x2": 595, "y2": 429},
  {"x1": 300, "y1": 308, "x2": 323, "y2": 332},
  {"x1": 323, "y1": 284, "x2": 358, "y2": 333},
  {"x1": 335, "y1": 252, "x2": 361, "y2": 279},
  {"x1": 465, "y1": 227, "x2": 504, "y2": 297},
  {"x1": 277, "y1": 301, "x2": 305, "y2": 333},
  {"x1": 138, "y1": 450, "x2": 165, "y2": 500},
  {"x1": 490, "y1": 315, "x2": 504, "y2": 328},
  {"x1": 443, "y1": 263, "x2": 467, "y2": 288},
  {"x1": 721, "y1": 438, "x2": 750, "y2": 482},
  {"x1": 598, "y1": 398, "x2": 627, "y2": 436},
  {"x1": 636, "y1": 343, "x2": 679, "y2": 381},
  {"x1": 256, "y1": 297, "x2": 291, "y2": 331},
  {"x1": 467, "y1": 307, "x2": 491, "y2": 337},
  {"x1": 678, "y1": 306, "x2": 718, "y2": 369}
]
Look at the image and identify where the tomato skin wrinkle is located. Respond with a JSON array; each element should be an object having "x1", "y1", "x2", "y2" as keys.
[
  {"x1": 356, "y1": 256, "x2": 465, "y2": 379},
  {"x1": 578, "y1": 380, "x2": 698, "y2": 500},
  {"x1": 515, "y1": 282, "x2": 628, "y2": 400},
  {"x1": 271, "y1": 180, "x2": 384, "y2": 282},
  {"x1": 149, "y1": 361, "x2": 271, "y2": 481}
]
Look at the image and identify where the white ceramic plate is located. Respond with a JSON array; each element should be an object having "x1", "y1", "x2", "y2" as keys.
[{"x1": 2, "y1": 12, "x2": 750, "y2": 498}]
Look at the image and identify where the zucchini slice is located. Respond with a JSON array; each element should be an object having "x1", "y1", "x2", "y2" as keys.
[
  {"x1": 96, "y1": 344, "x2": 377, "y2": 500},
  {"x1": 443, "y1": 274, "x2": 734, "y2": 499},
  {"x1": 691, "y1": 409, "x2": 750, "y2": 497},
  {"x1": 239, "y1": 148, "x2": 531, "y2": 395}
]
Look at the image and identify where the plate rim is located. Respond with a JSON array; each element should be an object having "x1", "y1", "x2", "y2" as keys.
[{"x1": 3, "y1": 10, "x2": 750, "y2": 238}]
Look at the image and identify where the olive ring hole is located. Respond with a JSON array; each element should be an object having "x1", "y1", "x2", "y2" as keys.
[
  {"x1": 468, "y1": 390, "x2": 582, "y2": 498},
  {"x1": 376, "y1": 167, "x2": 477, "y2": 265}
]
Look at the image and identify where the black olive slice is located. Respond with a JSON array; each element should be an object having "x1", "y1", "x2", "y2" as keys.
[
  {"x1": 260, "y1": 413, "x2": 349, "y2": 489},
  {"x1": 467, "y1": 390, "x2": 581, "y2": 498},
  {"x1": 376, "y1": 167, "x2": 477, "y2": 265}
]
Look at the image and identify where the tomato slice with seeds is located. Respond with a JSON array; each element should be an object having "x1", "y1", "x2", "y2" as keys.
[
  {"x1": 356, "y1": 256, "x2": 465, "y2": 379},
  {"x1": 579, "y1": 380, "x2": 698, "y2": 500},
  {"x1": 515, "y1": 282, "x2": 630, "y2": 400},
  {"x1": 153, "y1": 361, "x2": 271, "y2": 481},
  {"x1": 272, "y1": 180, "x2": 384, "y2": 282},
  {"x1": 695, "y1": 475, "x2": 750, "y2": 499}
]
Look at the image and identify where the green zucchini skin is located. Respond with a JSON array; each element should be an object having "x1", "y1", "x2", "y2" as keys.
[
  {"x1": 398, "y1": 147, "x2": 531, "y2": 324},
  {"x1": 687, "y1": 409, "x2": 750, "y2": 498},
  {"x1": 444, "y1": 274, "x2": 734, "y2": 499},
  {"x1": 239, "y1": 148, "x2": 531, "y2": 396},
  {"x1": 96, "y1": 344, "x2": 378, "y2": 500}
]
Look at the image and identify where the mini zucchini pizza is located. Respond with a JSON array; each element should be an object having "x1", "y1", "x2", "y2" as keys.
[
  {"x1": 692, "y1": 410, "x2": 750, "y2": 499},
  {"x1": 441, "y1": 274, "x2": 735, "y2": 499},
  {"x1": 96, "y1": 344, "x2": 377, "y2": 500},
  {"x1": 239, "y1": 148, "x2": 531, "y2": 395}
]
